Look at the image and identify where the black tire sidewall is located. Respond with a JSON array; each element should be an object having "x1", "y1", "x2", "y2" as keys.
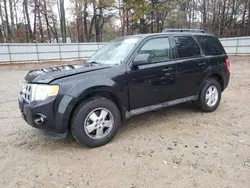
[
  {"x1": 72, "y1": 98, "x2": 121, "y2": 148},
  {"x1": 199, "y1": 79, "x2": 221, "y2": 112}
]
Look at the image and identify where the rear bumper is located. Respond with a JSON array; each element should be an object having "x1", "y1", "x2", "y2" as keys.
[
  {"x1": 18, "y1": 95, "x2": 76, "y2": 138},
  {"x1": 223, "y1": 71, "x2": 230, "y2": 90}
]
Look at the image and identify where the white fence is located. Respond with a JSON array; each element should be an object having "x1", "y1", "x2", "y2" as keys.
[
  {"x1": 220, "y1": 36, "x2": 250, "y2": 55},
  {"x1": 0, "y1": 36, "x2": 249, "y2": 64},
  {"x1": 0, "y1": 42, "x2": 105, "y2": 63}
]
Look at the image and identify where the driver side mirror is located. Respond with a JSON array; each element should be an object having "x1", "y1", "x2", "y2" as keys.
[{"x1": 132, "y1": 53, "x2": 151, "y2": 66}]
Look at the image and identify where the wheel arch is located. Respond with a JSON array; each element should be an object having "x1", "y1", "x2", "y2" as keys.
[
  {"x1": 202, "y1": 73, "x2": 224, "y2": 91},
  {"x1": 68, "y1": 87, "x2": 127, "y2": 130}
]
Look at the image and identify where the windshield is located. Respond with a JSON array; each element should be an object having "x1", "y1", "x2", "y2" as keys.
[{"x1": 86, "y1": 37, "x2": 141, "y2": 65}]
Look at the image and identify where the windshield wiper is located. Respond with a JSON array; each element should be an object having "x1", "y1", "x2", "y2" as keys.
[{"x1": 87, "y1": 61, "x2": 102, "y2": 65}]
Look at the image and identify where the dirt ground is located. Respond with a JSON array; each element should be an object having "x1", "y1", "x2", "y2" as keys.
[{"x1": 0, "y1": 56, "x2": 250, "y2": 188}]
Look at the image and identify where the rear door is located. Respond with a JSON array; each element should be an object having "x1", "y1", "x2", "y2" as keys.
[
  {"x1": 196, "y1": 35, "x2": 227, "y2": 72},
  {"x1": 173, "y1": 36, "x2": 210, "y2": 98}
]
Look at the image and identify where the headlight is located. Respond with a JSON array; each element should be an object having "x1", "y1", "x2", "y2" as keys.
[{"x1": 31, "y1": 84, "x2": 59, "y2": 101}]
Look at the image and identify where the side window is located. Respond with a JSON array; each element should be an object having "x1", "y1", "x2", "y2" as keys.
[
  {"x1": 174, "y1": 36, "x2": 201, "y2": 58},
  {"x1": 197, "y1": 36, "x2": 224, "y2": 55},
  {"x1": 139, "y1": 38, "x2": 170, "y2": 63}
]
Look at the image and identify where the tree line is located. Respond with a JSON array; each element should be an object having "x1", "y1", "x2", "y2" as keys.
[{"x1": 0, "y1": 0, "x2": 249, "y2": 43}]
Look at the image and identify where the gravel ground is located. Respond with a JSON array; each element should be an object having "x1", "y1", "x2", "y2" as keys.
[{"x1": 0, "y1": 56, "x2": 250, "y2": 188}]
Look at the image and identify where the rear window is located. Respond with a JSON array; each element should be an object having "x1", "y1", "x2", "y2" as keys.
[
  {"x1": 174, "y1": 36, "x2": 201, "y2": 58},
  {"x1": 197, "y1": 36, "x2": 225, "y2": 56}
]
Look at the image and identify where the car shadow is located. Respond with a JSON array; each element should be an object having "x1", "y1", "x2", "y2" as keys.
[
  {"x1": 19, "y1": 102, "x2": 199, "y2": 150},
  {"x1": 117, "y1": 102, "x2": 198, "y2": 136}
]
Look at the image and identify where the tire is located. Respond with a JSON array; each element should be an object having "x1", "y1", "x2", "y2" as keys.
[
  {"x1": 196, "y1": 79, "x2": 221, "y2": 112},
  {"x1": 71, "y1": 97, "x2": 121, "y2": 148}
]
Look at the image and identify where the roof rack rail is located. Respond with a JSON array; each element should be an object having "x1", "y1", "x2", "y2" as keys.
[{"x1": 162, "y1": 28, "x2": 205, "y2": 33}]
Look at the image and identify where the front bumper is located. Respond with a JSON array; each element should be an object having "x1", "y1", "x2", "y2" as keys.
[{"x1": 18, "y1": 95, "x2": 76, "y2": 138}]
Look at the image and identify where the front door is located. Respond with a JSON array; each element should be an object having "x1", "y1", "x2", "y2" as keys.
[{"x1": 127, "y1": 37, "x2": 178, "y2": 110}]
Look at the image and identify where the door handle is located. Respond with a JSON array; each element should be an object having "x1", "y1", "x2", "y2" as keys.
[
  {"x1": 163, "y1": 67, "x2": 173, "y2": 72},
  {"x1": 198, "y1": 62, "x2": 207, "y2": 66}
]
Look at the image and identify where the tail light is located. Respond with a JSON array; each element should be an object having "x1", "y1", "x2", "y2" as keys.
[{"x1": 226, "y1": 57, "x2": 230, "y2": 71}]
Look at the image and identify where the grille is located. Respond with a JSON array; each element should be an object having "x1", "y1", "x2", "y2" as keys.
[{"x1": 21, "y1": 84, "x2": 32, "y2": 103}]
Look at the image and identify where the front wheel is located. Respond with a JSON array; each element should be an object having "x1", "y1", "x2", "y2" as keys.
[
  {"x1": 196, "y1": 79, "x2": 221, "y2": 112},
  {"x1": 71, "y1": 97, "x2": 121, "y2": 148}
]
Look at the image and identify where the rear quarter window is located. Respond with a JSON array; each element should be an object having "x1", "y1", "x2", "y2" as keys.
[{"x1": 197, "y1": 36, "x2": 225, "y2": 56}]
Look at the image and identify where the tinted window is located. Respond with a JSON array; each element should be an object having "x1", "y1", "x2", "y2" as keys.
[
  {"x1": 139, "y1": 38, "x2": 170, "y2": 63},
  {"x1": 174, "y1": 36, "x2": 201, "y2": 58},
  {"x1": 197, "y1": 36, "x2": 224, "y2": 55}
]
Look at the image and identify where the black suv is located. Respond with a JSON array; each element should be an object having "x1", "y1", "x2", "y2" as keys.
[{"x1": 18, "y1": 31, "x2": 230, "y2": 147}]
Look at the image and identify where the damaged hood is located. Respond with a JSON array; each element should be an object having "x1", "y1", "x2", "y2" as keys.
[{"x1": 24, "y1": 63, "x2": 111, "y2": 84}]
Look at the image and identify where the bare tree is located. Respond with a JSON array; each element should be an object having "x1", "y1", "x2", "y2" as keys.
[
  {"x1": 33, "y1": 0, "x2": 38, "y2": 41},
  {"x1": 14, "y1": 0, "x2": 19, "y2": 26},
  {"x1": 248, "y1": 0, "x2": 250, "y2": 35},
  {"x1": 75, "y1": 0, "x2": 84, "y2": 42},
  {"x1": 83, "y1": 2, "x2": 88, "y2": 41},
  {"x1": 37, "y1": 0, "x2": 44, "y2": 42},
  {"x1": 3, "y1": 0, "x2": 12, "y2": 41},
  {"x1": 43, "y1": 0, "x2": 51, "y2": 42},
  {"x1": 0, "y1": 3, "x2": 6, "y2": 41},
  {"x1": 9, "y1": 0, "x2": 15, "y2": 26},
  {"x1": 0, "y1": 3, "x2": 5, "y2": 42},
  {"x1": 24, "y1": 0, "x2": 33, "y2": 41},
  {"x1": 0, "y1": 0, "x2": 249, "y2": 43}
]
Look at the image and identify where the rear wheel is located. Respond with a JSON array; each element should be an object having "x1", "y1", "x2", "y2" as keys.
[
  {"x1": 196, "y1": 79, "x2": 221, "y2": 112},
  {"x1": 71, "y1": 97, "x2": 121, "y2": 148}
]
